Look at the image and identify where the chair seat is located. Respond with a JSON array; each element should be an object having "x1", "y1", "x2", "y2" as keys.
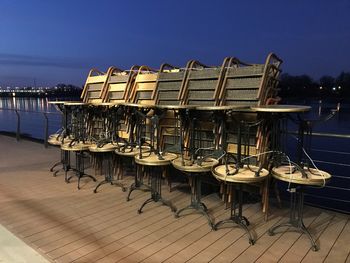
[
  {"x1": 212, "y1": 164, "x2": 268, "y2": 183},
  {"x1": 171, "y1": 157, "x2": 219, "y2": 173},
  {"x1": 272, "y1": 166, "x2": 331, "y2": 186},
  {"x1": 135, "y1": 152, "x2": 177, "y2": 166}
]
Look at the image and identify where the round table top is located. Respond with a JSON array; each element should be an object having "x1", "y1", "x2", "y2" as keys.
[
  {"x1": 212, "y1": 164, "x2": 269, "y2": 183},
  {"x1": 88, "y1": 143, "x2": 118, "y2": 152},
  {"x1": 171, "y1": 157, "x2": 219, "y2": 173},
  {"x1": 48, "y1": 101, "x2": 67, "y2": 105},
  {"x1": 194, "y1": 105, "x2": 250, "y2": 111},
  {"x1": 272, "y1": 165, "x2": 331, "y2": 186},
  {"x1": 48, "y1": 134, "x2": 63, "y2": 146},
  {"x1": 251, "y1": 105, "x2": 311, "y2": 113},
  {"x1": 155, "y1": 104, "x2": 197, "y2": 110},
  {"x1": 48, "y1": 134, "x2": 72, "y2": 146},
  {"x1": 61, "y1": 142, "x2": 92, "y2": 151},
  {"x1": 119, "y1": 102, "x2": 155, "y2": 108},
  {"x1": 64, "y1": 101, "x2": 88, "y2": 106},
  {"x1": 134, "y1": 152, "x2": 178, "y2": 166}
]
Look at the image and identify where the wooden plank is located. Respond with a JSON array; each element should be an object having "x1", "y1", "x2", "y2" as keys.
[
  {"x1": 208, "y1": 206, "x2": 289, "y2": 263},
  {"x1": 243, "y1": 206, "x2": 320, "y2": 263},
  {"x1": 324, "y1": 218, "x2": 350, "y2": 263},
  {"x1": 31, "y1": 189, "x2": 146, "y2": 248},
  {"x1": 1, "y1": 136, "x2": 349, "y2": 263},
  {"x1": 164, "y1": 202, "x2": 259, "y2": 263},
  {"x1": 116, "y1": 194, "x2": 225, "y2": 263},
  {"x1": 60, "y1": 193, "x2": 190, "y2": 263},
  {"x1": 45, "y1": 190, "x2": 183, "y2": 260},
  {"x1": 302, "y1": 213, "x2": 348, "y2": 263},
  {"x1": 138, "y1": 199, "x2": 231, "y2": 262},
  {"x1": 278, "y1": 210, "x2": 334, "y2": 262}
]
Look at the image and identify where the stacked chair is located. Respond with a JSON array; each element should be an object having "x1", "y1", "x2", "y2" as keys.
[
  {"x1": 171, "y1": 58, "x2": 231, "y2": 227},
  {"x1": 102, "y1": 66, "x2": 138, "y2": 187},
  {"x1": 49, "y1": 53, "x2": 332, "y2": 250},
  {"x1": 88, "y1": 66, "x2": 138, "y2": 193},
  {"x1": 60, "y1": 68, "x2": 114, "y2": 189},
  {"x1": 211, "y1": 54, "x2": 283, "y2": 244},
  {"x1": 124, "y1": 66, "x2": 180, "y2": 212}
]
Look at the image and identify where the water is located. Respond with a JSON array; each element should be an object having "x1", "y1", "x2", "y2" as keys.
[{"x1": 0, "y1": 97, "x2": 72, "y2": 139}]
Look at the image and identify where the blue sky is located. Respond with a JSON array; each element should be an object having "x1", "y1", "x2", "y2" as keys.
[{"x1": 0, "y1": 0, "x2": 349, "y2": 87}]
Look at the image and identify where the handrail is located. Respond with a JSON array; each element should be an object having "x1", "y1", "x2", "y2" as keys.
[
  {"x1": 287, "y1": 130, "x2": 350, "y2": 139},
  {"x1": 0, "y1": 107, "x2": 60, "y2": 115},
  {"x1": 0, "y1": 107, "x2": 61, "y2": 147}
]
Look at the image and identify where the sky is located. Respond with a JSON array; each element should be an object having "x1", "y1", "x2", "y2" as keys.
[{"x1": 0, "y1": 0, "x2": 349, "y2": 87}]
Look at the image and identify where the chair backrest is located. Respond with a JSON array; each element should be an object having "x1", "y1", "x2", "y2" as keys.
[
  {"x1": 219, "y1": 53, "x2": 283, "y2": 107},
  {"x1": 153, "y1": 62, "x2": 191, "y2": 152},
  {"x1": 181, "y1": 58, "x2": 230, "y2": 106},
  {"x1": 102, "y1": 66, "x2": 138, "y2": 103},
  {"x1": 81, "y1": 68, "x2": 112, "y2": 103},
  {"x1": 155, "y1": 61, "x2": 191, "y2": 105},
  {"x1": 223, "y1": 53, "x2": 283, "y2": 166},
  {"x1": 129, "y1": 66, "x2": 158, "y2": 105}
]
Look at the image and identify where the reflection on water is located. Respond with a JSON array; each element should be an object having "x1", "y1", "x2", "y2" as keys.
[
  {"x1": 0, "y1": 97, "x2": 54, "y2": 112},
  {"x1": 0, "y1": 97, "x2": 64, "y2": 139}
]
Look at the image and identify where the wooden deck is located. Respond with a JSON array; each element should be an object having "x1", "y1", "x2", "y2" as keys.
[{"x1": 0, "y1": 135, "x2": 349, "y2": 263}]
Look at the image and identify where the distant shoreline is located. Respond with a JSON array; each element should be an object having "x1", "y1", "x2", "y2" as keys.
[{"x1": 0, "y1": 92, "x2": 82, "y2": 98}]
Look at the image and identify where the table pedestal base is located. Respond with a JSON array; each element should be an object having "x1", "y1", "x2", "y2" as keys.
[
  {"x1": 213, "y1": 183, "x2": 255, "y2": 245},
  {"x1": 66, "y1": 151, "x2": 96, "y2": 190},
  {"x1": 268, "y1": 186, "x2": 318, "y2": 251},
  {"x1": 126, "y1": 165, "x2": 151, "y2": 201},
  {"x1": 175, "y1": 175, "x2": 214, "y2": 229},
  {"x1": 137, "y1": 166, "x2": 176, "y2": 214},
  {"x1": 93, "y1": 153, "x2": 126, "y2": 193}
]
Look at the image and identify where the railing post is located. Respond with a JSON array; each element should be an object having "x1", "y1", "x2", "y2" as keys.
[
  {"x1": 43, "y1": 112, "x2": 49, "y2": 148},
  {"x1": 15, "y1": 110, "x2": 20, "y2": 141}
]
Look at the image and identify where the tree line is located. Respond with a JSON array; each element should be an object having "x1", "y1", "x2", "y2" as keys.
[{"x1": 278, "y1": 71, "x2": 350, "y2": 98}]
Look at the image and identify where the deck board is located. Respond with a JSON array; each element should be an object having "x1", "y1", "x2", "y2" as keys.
[
  {"x1": 324, "y1": 218, "x2": 350, "y2": 263},
  {"x1": 254, "y1": 207, "x2": 319, "y2": 262},
  {"x1": 278, "y1": 211, "x2": 334, "y2": 262},
  {"x1": 0, "y1": 135, "x2": 349, "y2": 263},
  {"x1": 302, "y1": 213, "x2": 348, "y2": 262},
  {"x1": 209, "y1": 207, "x2": 289, "y2": 263}
]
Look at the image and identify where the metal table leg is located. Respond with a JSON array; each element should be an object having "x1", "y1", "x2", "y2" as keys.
[
  {"x1": 214, "y1": 183, "x2": 255, "y2": 245},
  {"x1": 94, "y1": 152, "x2": 126, "y2": 193},
  {"x1": 67, "y1": 151, "x2": 96, "y2": 190},
  {"x1": 268, "y1": 185, "x2": 318, "y2": 251},
  {"x1": 137, "y1": 166, "x2": 176, "y2": 214},
  {"x1": 175, "y1": 173, "x2": 214, "y2": 228}
]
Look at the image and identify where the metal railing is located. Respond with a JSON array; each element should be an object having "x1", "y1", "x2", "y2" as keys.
[
  {"x1": 0, "y1": 107, "x2": 349, "y2": 213},
  {"x1": 0, "y1": 107, "x2": 62, "y2": 148},
  {"x1": 283, "y1": 131, "x2": 350, "y2": 214}
]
